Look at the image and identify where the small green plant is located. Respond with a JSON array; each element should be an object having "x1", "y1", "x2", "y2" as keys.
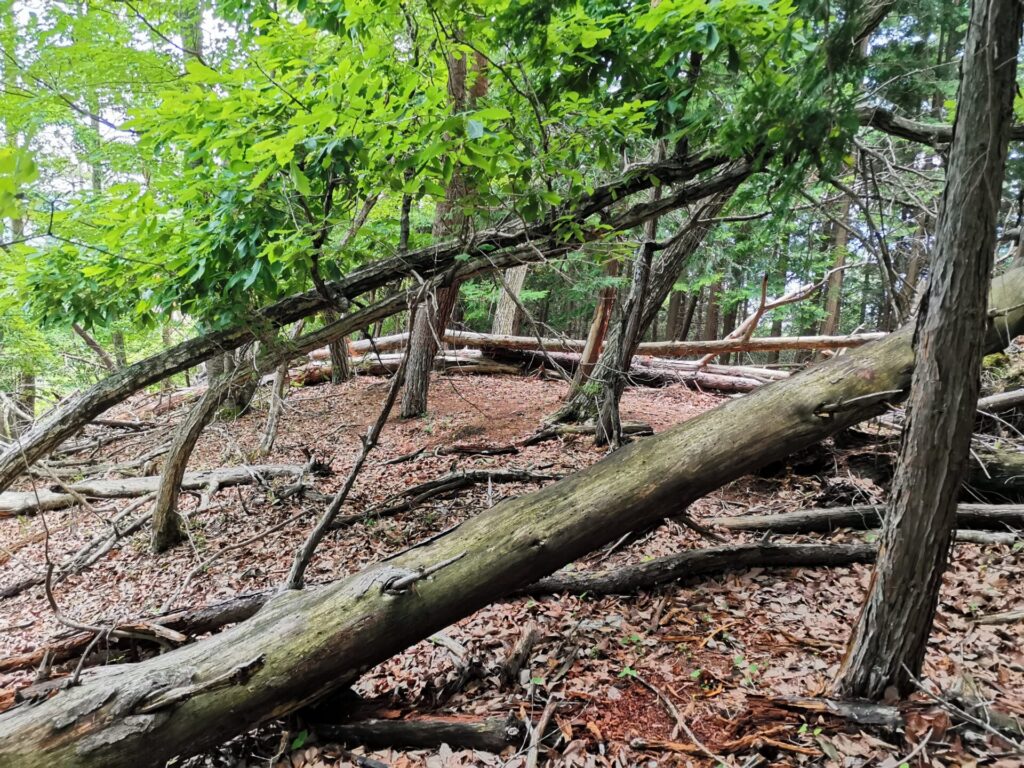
[
  {"x1": 733, "y1": 654, "x2": 761, "y2": 687},
  {"x1": 618, "y1": 666, "x2": 638, "y2": 679}
]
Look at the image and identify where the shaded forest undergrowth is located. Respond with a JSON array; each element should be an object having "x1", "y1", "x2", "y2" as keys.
[{"x1": 1, "y1": 374, "x2": 1022, "y2": 767}]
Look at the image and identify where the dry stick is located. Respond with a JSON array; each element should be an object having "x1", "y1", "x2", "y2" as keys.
[
  {"x1": 634, "y1": 674, "x2": 725, "y2": 764},
  {"x1": 284, "y1": 349, "x2": 410, "y2": 590},
  {"x1": 906, "y1": 669, "x2": 1024, "y2": 752},
  {"x1": 695, "y1": 263, "x2": 861, "y2": 369},
  {"x1": 525, "y1": 695, "x2": 559, "y2": 768}
]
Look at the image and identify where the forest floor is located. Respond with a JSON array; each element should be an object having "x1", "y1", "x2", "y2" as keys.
[{"x1": 1, "y1": 372, "x2": 1022, "y2": 767}]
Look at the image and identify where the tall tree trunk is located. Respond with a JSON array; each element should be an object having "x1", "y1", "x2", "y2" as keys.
[
  {"x1": 111, "y1": 331, "x2": 127, "y2": 369},
  {"x1": 820, "y1": 200, "x2": 852, "y2": 338},
  {"x1": 677, "y1": 288, "x2": 700, "y2": 341},
  {"x1": 151, "y1": 371, "x2": 236, "y2": 553},
  {"x1": 324, "y1": 312, "x2": 351, "y2": 384},
  {"x1": 492, "y1": 265, "x2": 529, "y2": 335},
  {"x1": 7, "y1": 264, "x2": 1024, "y2": 768},
  {"x1": 401, "y1": 50, "x2": 470, "y2": 419},
  {"x1": 704, "y1": 280, "x2": 721, "y2": 341},
  {"x1": 836, "y1": 0, "x2": 1021, "y2": 699},
  {"x1": 665, "y1": 291, "x2": 683, "y2": 341}
]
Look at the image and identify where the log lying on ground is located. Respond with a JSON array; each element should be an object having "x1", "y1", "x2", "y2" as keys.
[
  {"x1": 318, "y1": 329, "x2": 882, "y2": 362},
  {"x1": 312, "y1": 713, "x2": 531, "y2": 753},
  {"x1": 298, "y1": 348, "x2": 777, "y2": 393},
  {"x1": 0, "y1": 465, "x2": 304, "y2": 517},
  {"x1": 977, "y1": 387, "x2": 1024, "y2": 413},
  {"x1": 711, "y1": 503, "x2": 1024, "y2": 534},
  {"x1": 525, "y1": 543, "x2": 877, "y2": 596},
  {"x1": 492, "y1": 349, "x2": 773, "y2": 393},
  {"x1": 294, "y1": 352, "x2": 519, "y2": 386},
  {"x1": 2, "y1": 269, "x2": 1022, "y2": 767},
  {"x1": 0, "y1": 529, "x2": 1008, "y2": 677}
]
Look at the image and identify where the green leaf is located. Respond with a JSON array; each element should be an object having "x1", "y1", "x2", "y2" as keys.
[{"x1": 290, "y1": 730, "x2": 308, "y2": 750}]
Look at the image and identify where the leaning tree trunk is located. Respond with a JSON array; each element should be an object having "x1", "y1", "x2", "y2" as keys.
[
  {"x1": 151, "y1": 370, "x2": 238, "y2": 553},
  {"x1": 554, "y1": 190, "x2": 735, "y2": 429},
  {"x1": 259, "y1": 321, "x2": 306, "y2": 456},
  {"x1": 0, "y1": 152, "x2": 752, "y2": 492},
  {"x1": 835, "y1": 0, "x2": 1021, "y2": 699},
  {"x1": 3, "y1": 264, "x2": 1022, "y2": 768},
  {"x1": 571, "y1": 258, "x2": 620, "y2": 394}
]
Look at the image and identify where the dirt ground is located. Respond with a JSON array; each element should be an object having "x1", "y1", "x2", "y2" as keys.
[{"x1": 1, "y1": 373, "x2": 1022, "y2": 767}]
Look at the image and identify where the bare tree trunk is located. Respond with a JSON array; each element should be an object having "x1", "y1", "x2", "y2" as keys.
[
  {"x1": 820, "y1": 199, "x2": 852, "y2": 339},
  {"x1": 259, "y1": 322, "x2": 306, "y2": 457},
  {"x1": 111, "y1": 331, "x2": 127, "y2": 369},
  {"x1": 836, "y1": 0, "x2": 1021, "y2": 699},
  {"x1": 677, "y1": 288, "x2": 700, "y2": 341},
  {"x1": 665, "y1": 291, "x2": 682, "y2": 341},
  {"x1": 324, "y1": 312, "x2": 350, "y2": 384},
  {"x1": 151, "y1": 371, "x2": 236, "y2": 553},
  {"x1": 491, "y1": 264, "x2": 528, "y2": 335},
  {"x1": 571, "y1": 259, "x2": 620, "y2": 394},
  {"x1": 703, "y1": 280, "x2": 721, "y2": 341}
]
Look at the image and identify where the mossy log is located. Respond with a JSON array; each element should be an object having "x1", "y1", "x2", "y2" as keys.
[{"x1": 1, "y1": 268, "x2": 1023, "y2": 767}]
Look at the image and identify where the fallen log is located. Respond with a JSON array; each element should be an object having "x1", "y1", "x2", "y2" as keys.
[
  {"x1": 493, "y1": 349, "x2": 769, "y2": 393},
  {"x1": 524, "y1": 543, "x2": 876, "y2": 595},
  {"x1": 312, "y1": 713, "x2": 530, "y2": 753},
  {"x1": 318, "y1": 329, "x2": 875, "y2": 363},
  {"x1": 298, "y1": 348, "x2": 771, "y2": 393},
  {"x1": 0, "y1": 464, "x2": 305, "y2": 517},
  {"x1": 0, "y1": 542, "x2": 872, "y2": 675},
  {"x1": 1, "y1": 267, "x2": 1022, "y2": 767},
  {"x1": 294, "y1": 352, "x2": 519, "y2": 385},
  {"x1": 711, "y1": 503, "x2": 1024, "y2": 534},
  {"x1": 977, "y1": 387, "x2": 1024, "y2": 413},
  {"x1": 346, "y1": 469, "x2": 559, "y2": 522}
]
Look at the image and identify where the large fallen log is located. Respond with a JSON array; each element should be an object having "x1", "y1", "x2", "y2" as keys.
[
  {"x1": 1, "y1": 268, "x2": 1022, "y2": 767},
  {"x1": 0, "y1": 465, "x2": 304, "y2": 517},
  {"x1": 711, "y1": 503, "x2": 1024, "y2": 534},
  {"x1": 320, "y1": 329, "x2": 884, "y2": 361},
  {"x1": 297, "y1": 349, "x2": 776, "y2": 393}
]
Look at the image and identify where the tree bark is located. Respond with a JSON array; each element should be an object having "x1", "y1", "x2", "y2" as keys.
[
  {"x1": 5, "y1": 263, "x2": 1024, "y2": 767},
  {"x1": 151, "y1": 371, "x2": 236, "y2": 553},
  {"x1": 836, "y1": 0, "x2": 1022, "y2": 699},
  {"x1": 324, "y1": 313, "x2": 350, "y2": 384},
  {"x1": 572, "y1": 258, "x2": 620, "y2": 393},
  {"x1": 491, "y1": 264, "x2": 529, "y2": 336}
]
